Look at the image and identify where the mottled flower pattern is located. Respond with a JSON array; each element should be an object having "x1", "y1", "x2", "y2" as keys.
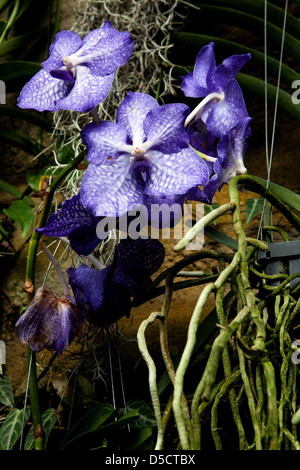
[{"x1": 17, "y1": 21, "x2": 134, "y2": 112}]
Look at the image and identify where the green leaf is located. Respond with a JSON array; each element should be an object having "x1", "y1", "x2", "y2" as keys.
[
  {"x1": 0, "y1": 406, "x2": 31, "y2": 450},
  {"x1": 204, "y1": 203, "x2": 220, "y2": 226},
  {"x1": 0, "y1": 0, "x2": 13, "y2": 13},
  {"x1": 60, "y1": 409, "x2": 140, "y2": 450},
  {"x1": 0, "y1": 106, "x2": 52, "y2": 132},
  {"x1": 0, "y1": 26, "x2": 47, "y2": 56},
  {"x1": 91, "y1": 410, "x2": 140, "y2": 435},
  {"x1": 0, "y1": 126, "x2": 42, "y2": 155},
  {"x1": 123, "y1": 426, "x2": 153, "y2": 450},
  {"x1": 59, "y1": 403, "x2": 115, "y2": 450},
  {"x1": 3, "y1": 199, "x2": 34, "y2": 238},
  {"x1": 237, "y1": 73, "x2": 300, "y2": 122},
  {"x1": 245, "y1": 196, "x2": 265, "y2": 225},
  {"x1": 0, "y1": 60, "x2": 41, "y2": 82},
  {"x1": 0, "y1": 0, "x2": 20, "y2": 43},
  {"x1": 55, "y1": 141, "x2": 76, "y2": 165},
  {"x1": 24, "y1": 408, "x2": 57, "y2": 450},
  {"x1": 0, "y1": 179, "x2": 34, "y2": 206},
  {"x1": 204, "y1": 225, "x2": 238, "y2": 251},
  {"x1": 193, "y1": 4, "x2": 300, "y2": 63},
  {"x1": 200, "y1": 0, "x2": 300, "y2": 41},
  {"x1": 0, "y1": 21, "x2": 6, "y2": 37},
  {"x1": 0, "y1": 375, "x2": 14, "y2": 407},
  {"x1": 249, "y1": 175, "x2": 300, "y2": 213},
  {"x1": 121, "y1": 399, "x2": 157, "y2": 429},
  {"x1": 27, "y1": 166, "x2": 51, "y2": 192},
  {"x1": 0, "y1": 221, "x2": 9, "y2": 242}
]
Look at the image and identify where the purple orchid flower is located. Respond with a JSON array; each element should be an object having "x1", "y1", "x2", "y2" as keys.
[
  {"x1": 67, "y1": 238, "x2": 165, "y2": 326},
  {"x1": 182, "y1": 42, "x2": 251, "y2": 138},
  {"x1": 15, "y1": 287, "x2": 85, "y2": 355},
  {"x1": 17, "y1": 21, "x2": 134, "y2": 113},
  {"x1": 79, "y1": 91, "x2": 209, "y2": 218},
  {"x1": 188, "y1": 117, "x2": 252, "y2": 204},
  {"x1": 36, "y1": 194, "x2": 102, "y2": 256}
]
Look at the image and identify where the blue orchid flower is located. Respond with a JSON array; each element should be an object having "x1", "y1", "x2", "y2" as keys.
[
  {"x1": 187, "y1": 116, "x2": 252, "y2": 204},
  {"x1": 202, "y1": 117, "x2": 252, "y2": 202},
  {"x1": 67, "y1": 238, "x2": 165, "y2": 326},
  {"x1": 79, "y1": 91, "x2": 209, "y2": 218},
  {"x1": 17, "y1": 21, "x2": 134, "y2": 113},
  {"x1": 36, "y1": 194, "x2": 102, "y2": 256},
  {"x1": 182, "y1": 42, "x2": 251, "y2": 138}
]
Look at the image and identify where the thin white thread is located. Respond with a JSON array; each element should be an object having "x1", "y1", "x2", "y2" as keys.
[
  {"x1": 19, "y1": 350, "x2": 32, "y2": 450},
  {"x1": 258, "y1": 0, "x2": 288, "y2": 240}
]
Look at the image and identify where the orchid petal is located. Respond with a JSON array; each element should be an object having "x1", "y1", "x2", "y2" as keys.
[
  {"x1": 75, "y1": 32, "x2": 134, "y2": 76},
  {"x1": 81, "y1": 121, "x2": 131, "y2": 165},
  {"x1": 203, "y1": 79, "x2": 249, "y2": 137},
  {"x1": 42, "y1": 30, "x2": 82, "y2": 72},
  {"x1": 116, "y1": 91, "x2": 158, "y2": 145},
  {"x1": 143, "y1": 103, "x2": 190, "y2": 154},
  {"x1": 80, "y1": 157, "x2": 145, "y2": 217},
  {"x1": 56, "y1": 66, "x2": 114, "y2": 112},
  {"x1": 215, "y1": 53, "x2": 251, "y2": 90},
  {"x1": 67, "y1": 265, "x2": 109, "y2": 311},
  {"x1": 68, "y1": 225, "x2": 102, "y2": 256},
  {"x1": 114, "y1": 237, "x2": 165, "y2": 279},
  {"x1": 181, "y1": 72, "x2": 206, "y2": 98},
  {"x1": 17, "y1": 69, "x2": 72, "y2": 112},
  {"x1": 36, "y1": 194, "x2": 99, "y2": 237},
  {"x1": 193, "y1": 42, "x2": 219, "y2": 93},
  {"x1": 145, "y1": 147, "x2": 209, "y2": 196}
]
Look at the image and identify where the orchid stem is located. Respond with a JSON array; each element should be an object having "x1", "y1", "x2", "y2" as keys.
[
  {"x1": 40, "y1": 241, "x2": 71, "y2": 297},
  {"x1": 23, "y1": 150, "x2": 85, "y2": 450}
]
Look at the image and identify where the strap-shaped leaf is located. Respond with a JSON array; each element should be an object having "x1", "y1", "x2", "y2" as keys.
[
  {"x1": 237, "y1": 73, "x2": 300, "y2": 122},
  {"x1": 0, "y1": 26, "x2": 47, "y2": 56},
  {"x1": 0, "y1": 60, "x2": 41, "y2": 81},
  {"x1": 249, "y1": 175, "x2": 300, "y2": 213},
  {"x1": 0, "y1": 127, "x2": 42, "y2": 155},
  {"x1": 193, "y1": 5, "x2": 300, "y2": 63},
  {"x1": 0, "y1": 107, "x2": 52, "y2": 132},
  {"x1": 59, "y1": 403, "x2": 115, "y2": 450},
  {"x1": 200, "y1": 0, "x2": 300, "y2": 40}
]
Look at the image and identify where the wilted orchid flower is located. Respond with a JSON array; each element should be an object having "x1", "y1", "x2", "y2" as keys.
[
  {"x1": 67, "y1": 238, "x2": 165, "y2": 326},
  {"x1": 36, "y1": 194, "x2": 102, "y2": 256},
  {"x1": 17, "y1": 21, "x2": 134, "y2": 113},
  {"x1": 16, "y1": 242, "x2": 86, "y2": 355},
  {"x1": 79, "y1": 91, "x2": 209, "y2": 218},
  {"x1": 15, "y1": 287, "x2": 85, "y2": 355},
  {"x1": 182, "y1": 42, "x2": 251, "y2": 137}
]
